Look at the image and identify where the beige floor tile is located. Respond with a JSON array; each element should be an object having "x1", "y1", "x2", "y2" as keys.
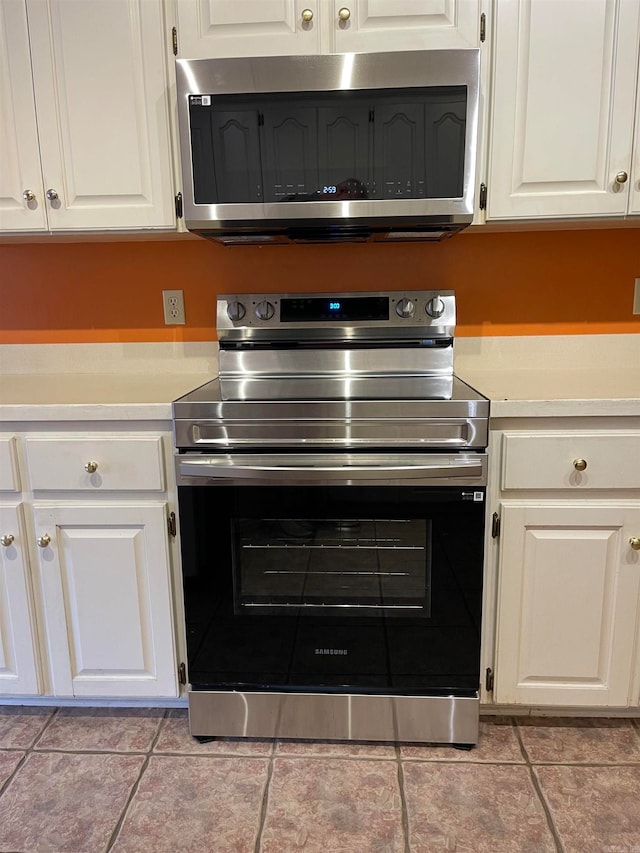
[
  {"x1": 275, "y1": 738, "x2": 396, "y2": 759},
  {"x1": 261, "y1": 757, "x2": 404, "y2": 853},
  {"x1": 535, "y1": 764, "x2": 640, "y2": 853},
  {"x1": 0, "y1": 706, "x2": 55, "y2": 749},
  {"x1": 403, "y1": 762, "x2": 556, "y2": 852},
  {"x1": 154, "y1": 709, "x2": 273, "y2": 755},
  {"x1": 0, "y1": 750, "x2": 24, "y2": 787},
  {"x1": 401, "y1": 716, "x2": 525, "y2": 762},
  {"x1": 111, "y1": 755, "x2": 269, "y2": 852},
  {"x1": 0, "y1": 751, "x2": 144, "y2": 852},
  {"x1": 35, "y1": 707, "x2": 164, "y2": 753},
  {"x1": 518, "y1": 716, "x2": 640, "y2": 764}
]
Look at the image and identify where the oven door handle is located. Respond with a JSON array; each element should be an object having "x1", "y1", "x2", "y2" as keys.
[{"x1": 178, "y1": 456, "x2": 484, "y2": 482}]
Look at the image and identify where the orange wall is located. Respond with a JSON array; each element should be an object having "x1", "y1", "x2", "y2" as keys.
[{"x1": 1, "y1": 228, "x2": 639, "y2": 344}]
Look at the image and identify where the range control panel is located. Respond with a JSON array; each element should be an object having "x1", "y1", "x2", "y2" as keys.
[{"x1": 217, "y1": 291, "x2": 456, "y2": 337}]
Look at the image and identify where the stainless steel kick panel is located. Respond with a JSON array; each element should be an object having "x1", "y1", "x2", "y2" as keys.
[{"x1": 189, "y1": 690, "x2": 480, "y2": 745}]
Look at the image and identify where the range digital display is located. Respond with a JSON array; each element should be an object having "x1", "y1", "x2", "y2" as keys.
[{"x1": 280, "y1": 297, "x2": 389, "y2": 322}]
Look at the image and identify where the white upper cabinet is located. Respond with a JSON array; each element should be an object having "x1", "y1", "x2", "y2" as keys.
[
  {"x1": 1, "y1": 0, "x2": 176, "y2": 232},
  {"x1": 175, "y1": 0, "x2": 322, "y2": 57},
  {"x1": 332, "y1": 0, "x2": 483, "y2": 52},
  {"x1": 631, "y1": 64, "x2": 640, "y2": 216},
  {"x1": 175, "y1": 0, "x2": 483, "y2": 58},
  {"x1": 487, "y1": 0, "x2": 640, "y2": 220},
  {"x1": 0, "y1": 1, "x2": 47, "y2": 231}
]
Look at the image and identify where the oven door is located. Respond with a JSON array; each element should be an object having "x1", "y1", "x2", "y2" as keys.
[{"x1": 176, "y1": 452, "x2": 485, "y2": 698}]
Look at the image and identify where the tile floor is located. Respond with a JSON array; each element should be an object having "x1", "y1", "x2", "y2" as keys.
[{"x1": 0, "y1": 708, "x2": 639, "y2": 852}]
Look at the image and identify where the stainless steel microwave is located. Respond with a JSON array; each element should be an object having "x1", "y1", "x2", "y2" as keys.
[{"x1": 175, "y1": 50, "x2": 480, "y2": 245}]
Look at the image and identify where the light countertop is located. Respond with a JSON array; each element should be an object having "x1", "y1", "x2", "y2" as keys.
[
  {"x1": 1, "y1": 333, "x2": 639, "y2": 421},
  {"x1": 0, "y1": 373, "x2": 212, "y2": 421},
  {"x1": 458, "y1": 367, "x2": 640, "y2": 418},
  {"x1": 1, "y1": 367, "x2": 639, "y2": 421}
]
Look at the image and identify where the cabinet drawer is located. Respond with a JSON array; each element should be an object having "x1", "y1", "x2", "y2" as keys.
[
  {"x1": 0, "y1": 437, "x2": 20, "y2": 492},
  {"x1": 25, "y1": 437, "x2": 165, "y2": 492},
  {"x1": 502, "y1": 432, "x2": 640, "y2": 490}
]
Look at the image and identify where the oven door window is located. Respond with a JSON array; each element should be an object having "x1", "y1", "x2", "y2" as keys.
[{"x1": 234, "y1": 518, "x2": 431, "y2": 617}]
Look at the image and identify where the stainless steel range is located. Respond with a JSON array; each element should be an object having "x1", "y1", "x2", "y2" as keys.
[{"x1": 173, "y1": 290, "x2": 489, "y2": 747}]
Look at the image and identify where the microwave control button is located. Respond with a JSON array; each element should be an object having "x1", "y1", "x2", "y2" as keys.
[
  {"x1": 395, "y1": 298, "x2": 415, "y2": 319},
  {"x1": 255, "y1": 300, "x2": 275, "y2": 321},
  {"x1": 425, "y1": 296, "x2": 445, "y2": 318},
  {"x1": 227, "y1": 300, "x2": 246, "y2": 321}
]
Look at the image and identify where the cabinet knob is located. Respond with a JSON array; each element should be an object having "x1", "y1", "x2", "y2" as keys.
[
  {"x1": 301, "y1": 8, "x2": 313, "y2": 21},
  {"x1": 572, "y1": 458, "x2": 587, "y2": 471},
  {"x1": 84, "y1": 461, "x2": 99, "y2": 474},
  {"x1": 22, "y1": 189, "x2": 36, "y2": 202},
  {"x1": 338, "y1": 7, "x2": 351, "y2": 20},
  {"x1": 630, "y1": 537, "x2": 640, "y2": 551},
  {"x1": 45, "y1": 188, "x2": 59, "y2": 201},
  {"x1": 615, "y1": 171, "x2": 628, "y2": 185},
  {"x1": 37, "y1": 533, "x2": 51, "y2": 548},
  {"x1": 1, "y1": 534, "x2": 14, "y2": 547}
]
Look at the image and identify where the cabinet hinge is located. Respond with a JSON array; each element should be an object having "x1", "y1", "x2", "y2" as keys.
[
  {"x1": 168, "y1": 511, "x2": 177, "y2": 538},
  {"x1": 172, "y1": 26, "x2": 178, "y2": 56},
  {"x1": 175, "y1": 192, "x2": 183, "y2": 219},
  {"x1": 480, "y1": 12, "x2": 486, "y2": 43},
  {"x1": 479, "y1": 183, "x2": 488, "y2": 210},
  {"x1": 178, "y1": 662, "x2": 187, "y2": 686},
  {"x1": 485, "y1": 667, "x2": 494, "y2": 692},
  {"x1": 491, "y1": 512, "x2": 500, "y2": 538}
]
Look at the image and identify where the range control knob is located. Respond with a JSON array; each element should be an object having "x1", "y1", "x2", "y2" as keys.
[
  {"x1": 255, "y1": 300, "x2": 275, "y2": 321},
  {"x1": 226, "y1": 300, "x2": 246, "y2": 322},
  {"x1": 395, "y1": 298, "x2": 415, "y2": 319},
  {"x1": 425, "y1": 296, "x2": 445, "y2": 319}
]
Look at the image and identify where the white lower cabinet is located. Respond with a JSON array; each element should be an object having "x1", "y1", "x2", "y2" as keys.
[
  {"x1": 33, "y1": 502, "x2": 177, "y2": 698},
  {"x1": 0, "y1": 503, "x2": 40, "y2": 696},
  {"x1": 494, "y1": 502, "x2": 640, "y2": 707},
  {"x1": 490, "y1": 424, "x2": 640, "y2": 709},
  {"x1": 0, "y1": 425, "x2": 180, "y2": 701}
]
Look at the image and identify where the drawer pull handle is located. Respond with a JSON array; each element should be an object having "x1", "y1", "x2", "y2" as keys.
[
  {"x1": 630, "y1": 537, "x2": 640, "y2": 551},
  {"x1": 573, "y1": 458, "x2": 587, "y2": 471},
  {"x1": 84, "y1": 461, "x2": 99, "y2": 474},
  {"x1": 37, "y1": 533, "x2": 51, "y2": 548},
  {"x1": 1, "y1": 534, "x2": 14, "y2": 547}
]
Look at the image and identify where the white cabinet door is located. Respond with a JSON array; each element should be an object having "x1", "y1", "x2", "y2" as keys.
[
  {"x1": 488, "y1": 0, "x2": 640, "y2": 219},
  {"x1": 0, "y1": 1, "x2": 47, "y2": 231},
  {"x1": 630, "y1": 69, "x2": 640, "y2": 216},
  {"x1": 0, "y1": 504, "x2": 40, "y2": 696},
  {"x1": 33, "y1": 502, "x2": 177, "y2": 698},
  {"x1": 176, "y1": 0, "x2": 321, "y2": 58},
  {"x1": 495, "y1": 503, "x2": 640, "y2": 707},
  {"x1": 332, "y1": 0, "x2": 482, "y2": 52},
  {"x1": 24, "y1": 0, "x2": 175, "y2": 230}
]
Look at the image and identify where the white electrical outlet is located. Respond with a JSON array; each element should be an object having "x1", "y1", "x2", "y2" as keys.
[
  {"x1": 162, "y1": 290, "x2": 186, "y2": 325},
  {"x1": 634, "y1": 279, "x2": 640, "y2": 315}
]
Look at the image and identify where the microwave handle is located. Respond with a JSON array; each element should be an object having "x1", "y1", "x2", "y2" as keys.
[{"x1": 178, "y1": 456, "x2": 483, "y2": 482}]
